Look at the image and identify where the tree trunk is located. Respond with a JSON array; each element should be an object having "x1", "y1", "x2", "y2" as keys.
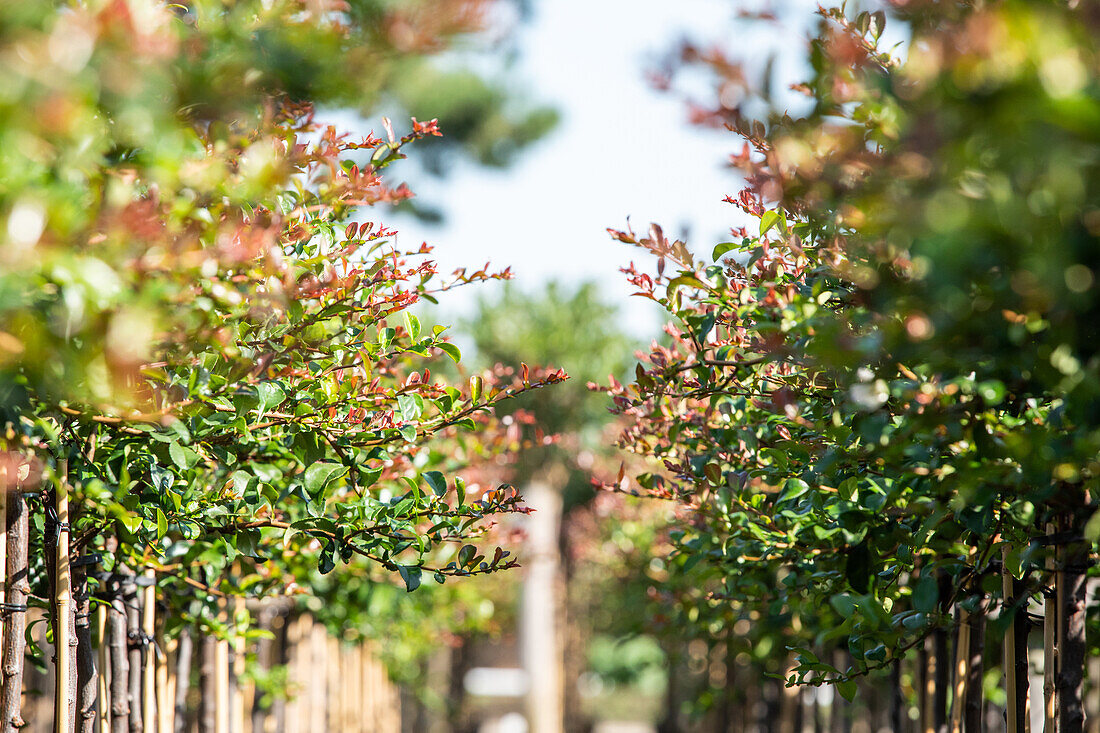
[
  {"x1": 124, "y1": 576, "x2": 143, "y2": 733},
  {"x1": 935, "y1": 624, "x2": 950, "y2": 733},
  {"x1": 1045, "y1": 523, "x2": 1058, "y2": 733},
  {"x1": 109, "y1": 581, "x2": 131, "y2": 733},
  {"x1": 1058, "y1": 534, "x2": 1087, "y2": 733},
  {"x1": 74, "y1": 563, "x2": 98, "y2": 733},
  {"x1": 1004, "y1": 565, "x2": 1031, "y2": 733},
  {"x1": 891, "y1": 659, "x2": 905, "y2": 733},
  {"x1": 0, "y1": 490, "x2": 28, "y2": 733},
  {"x1": 173, "y1": 628, "x2": 192, "y2": 733},
  {"x1": 1015, "y1": 600, "x2": 1032, "y2": 733},
  {"x1": 0, "y1": 472, "x2": 7, "y2": 731}
]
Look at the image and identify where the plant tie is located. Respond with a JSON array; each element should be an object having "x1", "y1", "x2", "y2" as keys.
[{"x1": 127, "y1": 630, "x2": 155, "y2": 650}]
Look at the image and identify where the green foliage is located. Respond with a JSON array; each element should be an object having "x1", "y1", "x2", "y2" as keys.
[
  {"x1": 607, "y1": 0, "x2": 1100, "y2": 690},
  {"x1": 0, "y1": 0, "x2": 560, "y2": 643}
]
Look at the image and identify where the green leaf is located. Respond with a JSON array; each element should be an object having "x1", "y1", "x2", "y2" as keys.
[
  {"x1": 829, "y1": 593, "x2": 856, "y2": 618},
  {"x1": 398, "y1": 565, "x2": 422, "y2": 592},
  {"x1": 912, "y1": 575, "x2": 939, "y2": 614},
  {"x1": 712, "y1": 242, "x2": 738, "y2": 261},
  {"x1": 156, "y1": 508, "x2": 168, "y2": 539},
  {"x1": 256, "y1": 382, "x2": 285, "y2": 416},
  {"x1": 398, "y1": 425, "x2": 417, "y2": 442},
  {"x1": 423, "y1": 471, "x2": 447, "y2": 497},
  {"x1": 397, "y1": 394, "x2": 421, "y2": 422},
  {"x1": 304, "y1": 462, "x2": 347, "y2": 495},
  {"x1": 837, "y1": 679, "x2": 857, "y2": 702},
  {"x1": 119, "y1": 514, "x2": 142, "y2": 534},
  {"x1": 760, "y1": 210, "x2": 781, "y2": 236},
  {"x1": 845, "y1": 541, "x2": 873, "y2": 593},
  {"x1": 437, "y1": 342, "x2": 461, "y2": 363},
  {"x1": 169, "y1": 442, "x2": 188, "y2": 471},
  {"x1": 318, "y1": 543, "x2": 336, "y2": 575},
  {"x1": 405, "y1": 312, "x2": 421, "y2": 341},
  {"x1": 231, "y1": 470, "x2": 255, "y2": 499}
]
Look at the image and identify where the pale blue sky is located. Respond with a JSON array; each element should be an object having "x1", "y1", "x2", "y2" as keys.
[{"x1": 333, "y1": 0, "x2": 819, "y2": 337}]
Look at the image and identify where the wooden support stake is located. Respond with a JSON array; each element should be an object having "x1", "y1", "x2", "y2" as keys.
[
  {"x1": 156, "y1": 636, "x2": 175, "y2": 733},
  {"x1": 283, "y1": 614, "x2": 300, "y2": 733},
  {"x1": 98, "y1": 605, "x2": 109, "y2": 733},
  {"x1": 215, "y1": 608, "x2": 229, "y2": 733},
  {"x1": 56, "y1": 458, "x2": 73, "y2": 733},
  {"x1": 158, "y1": 633, "x2": 177, "y2": 730},
  {"x1": 230, "y1": 597, "x2": 244, "y2": 733},
  {"x1": 296, "y1": 614, "x2": 315, "y2": 733},
  {"x1": 951, "y1": 609, "x2": 970, "y2": 733}
]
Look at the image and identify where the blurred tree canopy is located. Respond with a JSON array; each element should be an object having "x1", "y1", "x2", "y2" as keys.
[
  {"x1": 388, "y1": 61, "x2": 559, "y2": 174},
  {"x1": 465, "y1": 281, "x2": 636, "y2": 508},
  {"x1": 604, "y1": 0, "x2": 1100, "y2": 717}
]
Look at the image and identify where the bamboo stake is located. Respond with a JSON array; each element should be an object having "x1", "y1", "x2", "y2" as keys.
[
  {"x1": 951, "y1": 609, "x2": 970, "y2": 733},
  {"x1": 56, "y1": 457, "x2": 73, "y2": 733},
  {"x1": 1045, "y1": 522, "x2": 1057, "y2": 733},
  {"x1": 354, "y1": 643, "x2": 364, "y2": 733},
  {"x1": 230, "y1": 597, "x2": 244, "y2": 733},
  {"x1": 215, "y1": 606, "x2": 229, "y2": 733},
  {"x1": 1005, "y1": 546, "x2": 1018, "y2": 733},
  {"x1": 283, "y1": 614, "x2": 300, "y2": 733},
  {"x1": 296, "y1": 614, "x2": 314, "y2": 733},
  {"x1": 326, "y1": 634, "x2": 338, "y2": 732},
  {"x1": 309, "y1": 627, "x2": 321, "y2": 733},
  {"x1": 157, "y1": 636, "x2": 175, "y2": 733},
  {"x1": 199, "y1": 633, "x2": 216, "y2": 733},
  {"x1": 364, "y1": 648, "x2": 376, "y2": 733},
  {"x1": 142, "y1": 572, "x2": 155, "y2": 733},
  {"x1": 98, "y1": 605, "x2": 109, "y2": 733}
]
